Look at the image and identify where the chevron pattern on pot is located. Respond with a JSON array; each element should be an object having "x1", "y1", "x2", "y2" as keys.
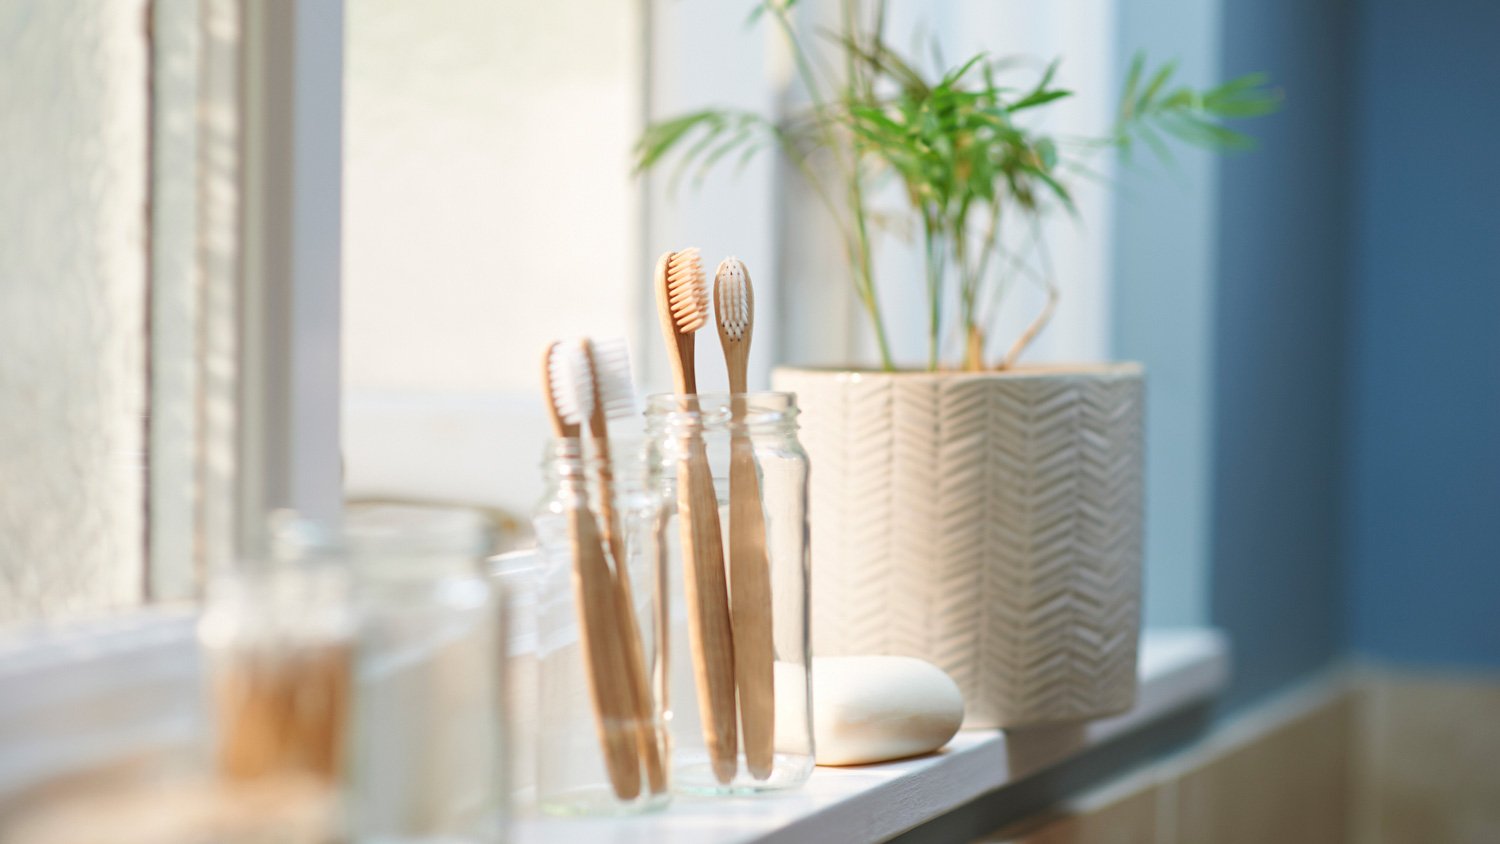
[{"x1": 772, "y1": 365, "x2": 1144, "y2": 728}]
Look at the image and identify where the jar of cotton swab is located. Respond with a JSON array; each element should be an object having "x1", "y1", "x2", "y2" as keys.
[{"x1": 198, "y1": 514, "x2": 357, "y2": 842}]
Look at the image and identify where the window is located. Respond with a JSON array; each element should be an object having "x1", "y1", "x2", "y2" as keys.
[
  {"x1": 1, "y1": 0, "x2": 1210, "y2": 628},
  {"x1": 339, "y1": 0, "x2": 1126, "y2": 548},
  {"x1": 342, "y1": 0, "x2": 650, "y2": 526},
  {"x1": 0, "y1": 0, "x2": 341, "y2": 624}
]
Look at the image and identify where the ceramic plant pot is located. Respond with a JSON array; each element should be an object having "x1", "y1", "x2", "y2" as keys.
[{"x1": 770, "y1": 363, "x2": 1144, "y2": 728}]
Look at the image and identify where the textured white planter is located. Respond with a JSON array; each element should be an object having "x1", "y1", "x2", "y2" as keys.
[{"x1": 771, "y1": 364, "x2": 1144, "y2": 729}]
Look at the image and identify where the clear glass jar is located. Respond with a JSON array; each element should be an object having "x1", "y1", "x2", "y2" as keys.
[
  {"x1": 487, "y1": 549, "x2": 541, "y2": 802},
  {"x1": 199, "y1": 520, "x2": 356, "y2": 844},
  {"x1": 343, "y1": 509, "x2": 506, "y2": 843},
  {"x1": 532, "y1": 439, "x2": 671, "y2": 815},
  {"x1": 645, "y1": 392, "x2": 814, "y2": 795},
  {"x1": 199, "y1": 565, "x2": 355, "y2": 792}
]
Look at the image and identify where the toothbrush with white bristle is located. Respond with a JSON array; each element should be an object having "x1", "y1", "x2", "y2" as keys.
[
  {"x1": 713, "y1": 256, "x2": 776, "y2": 780},
  {"x1": 542, "y1": 340, "x2": 642, "y2": 799},
  {"x1": 654, "y1": 247, "x2": 738, "y2": 784},
  {"x1": 584, "y1": 337, "x2": 667, "y2": 795}
]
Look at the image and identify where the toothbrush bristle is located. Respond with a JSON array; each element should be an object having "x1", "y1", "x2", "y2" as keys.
[
  {"x1": 665, "y1": 248, "x2": 708, "y2": 333},
  {"x1": 591, "y1": 337, "x2": 637, "y2": 420},
  {"x1": 546, "y1": 339, "x2": 593, "y2": 425},
  {"x1": 714, "y1": 257, "x2": 751, "y2": 340}
]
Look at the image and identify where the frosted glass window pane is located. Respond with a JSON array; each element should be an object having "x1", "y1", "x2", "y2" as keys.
[
  {"x1": 342, "y1": 1, "x2": 642, "y2": 519},
  {"x1": 343, "y1": 0, "x2": 642, "y2": 397},
  {"x1": 0, "y1": 1, "x2": 151, "y2": 623}
]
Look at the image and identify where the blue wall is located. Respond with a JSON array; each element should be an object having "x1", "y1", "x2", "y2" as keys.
[
  {"x1": 1207, "y1": 0, "x2": 1500, "y2": 706},
  {"x1": 1344, "y1": 0, "x2": 1500, "y2": 668},
  {"x1": 1113, "y1": 0, "x2": 1224, "y2": 631},
  {"x1": 1116, "y1": 0, "x2": 1500, "y2": 706},
  {"x1": 1209, "y1": 0, "x2": 1356, "y2": 708}
]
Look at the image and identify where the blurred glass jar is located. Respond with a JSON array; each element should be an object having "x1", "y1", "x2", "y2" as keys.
[
  {"x1": 198, "y1": 524, "x2": 356, "y2": 844},
  {"x1": 199, "y1": 564, "x2": 355, "y2": 789},
  {"x1": 487, "y1": 548, "x2": 541, "y2": 803},
  {"x1": 645, "y1": 392, "x2": 814, "y2": 795},
  {"x1": 532, "y1": 438, "x2": 670, "y2": 816},
  {"x1": 342, "y1": 507, "x2": 506, "y2": 843}
]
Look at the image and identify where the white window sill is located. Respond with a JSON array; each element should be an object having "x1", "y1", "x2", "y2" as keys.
[
  {"x1": 0, "y1": 618, "x2": 1224, "y2": 843},
  {"x1": 513, "y1": 628, "x2": 1228, "y2": 844}
]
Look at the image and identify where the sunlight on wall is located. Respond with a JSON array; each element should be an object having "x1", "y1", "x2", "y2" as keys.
[{"x1": 0, "y1": 1, "x2": 149, "y2": 623}]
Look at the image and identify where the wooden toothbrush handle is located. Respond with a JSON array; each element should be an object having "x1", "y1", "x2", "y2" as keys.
[
  {"x1": 728, "y1": 430, "x2": 776, "y2": 779},
  {"x1": 678, "y1": 441, "x2": 739, "y2": 784},
  {"x1": 568, "y1": 506, "x2": 643, "y2": 800},
  {"x1": 596, "y1": 477, "x2": 668, "y2": 795}
]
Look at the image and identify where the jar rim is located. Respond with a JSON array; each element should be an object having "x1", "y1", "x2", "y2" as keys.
[
  {"x1": 643, "y1": 392, "x2": 798, "y2": 432},
  {"x1": 644, "y1": 391, "x2": 795, "y2": 410},
  {"x1": 540, "y1": 436, "x2": 649, "y2": 465}
]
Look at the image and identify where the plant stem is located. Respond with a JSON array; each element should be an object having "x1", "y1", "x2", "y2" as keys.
[
  {"x1": 963, "y1": 197, "x2": 1004, "y2": 370},
  {"x1": 772, "y1": 0, "x2": 894, "y2": 371},
  {"x1": 970, "y1": 197, "x2": 1003, "y2": 303},
  {"x1": 840, "y1": 0, "x2": 892, "y2": 370},
  {"x1": 997, "y1": 215, "x2": 1059, "y2": 369},
  {"x1": 857, "y1": 262, "x2": 895, "y2": 370},
  {"x1": 767, "y1": 116, "x2": 893, "y2": 370},
  {"x1": 1000, "y1": 282, "x2": 1056, "y2": 370},
  {"x1": 847, "y1": 183, "x2": 891, "y2": 368},
  {"x1": 954, "y1": 224, "x2": 985, "y2": 372},
  {"x1": 922, "y1": 216, "x2": 945, "y2": 372},
  {"x1": 770, "y1": 4, "x2": 831, "y2": 115}
]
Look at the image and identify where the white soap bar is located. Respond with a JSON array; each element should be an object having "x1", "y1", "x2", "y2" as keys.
[{"x1": 804, "y1": 655, "x2": 964, "y2": 766}]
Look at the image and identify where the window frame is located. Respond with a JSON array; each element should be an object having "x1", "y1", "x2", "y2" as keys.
[{"x1": 146, "y1": 0, "x2": 346, "y2": 601}]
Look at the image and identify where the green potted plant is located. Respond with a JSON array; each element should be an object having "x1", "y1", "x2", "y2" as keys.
[{"x1": 638, "y1": 0, "x2": 1278, "y2": 728}]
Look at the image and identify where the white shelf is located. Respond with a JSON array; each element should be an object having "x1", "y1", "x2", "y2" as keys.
[{"x1": 513, "y1": 627, "x2": 1229, "y2": 844}]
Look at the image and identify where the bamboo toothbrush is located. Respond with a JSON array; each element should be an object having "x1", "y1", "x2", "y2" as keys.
[
  {"x1": 654, "y1": 248, "x2": 738, "y2": 784},
  {"x1": 583, "y1": 337, "x2": 668, "y2": 795},
  {"x1": 713, "y1": 257, "x2": 776, "y2": 780},
  {"x1": 542, "y1": 341, "x2": 642, "y2": 800}
]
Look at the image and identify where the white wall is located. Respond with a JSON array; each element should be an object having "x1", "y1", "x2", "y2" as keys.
[{"x1": 0, "y1": 1, "x2": 150, "y2": 623}]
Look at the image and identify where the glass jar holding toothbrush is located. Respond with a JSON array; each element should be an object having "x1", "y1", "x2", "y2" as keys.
[
  {"x1": 532, "y1": 437, "x2": 672, "y2": 815},
  {"x1": 645, "y1": 391, "x2": 814, "y2": 795}
]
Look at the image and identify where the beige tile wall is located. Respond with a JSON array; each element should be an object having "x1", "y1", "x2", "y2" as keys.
[
  {"x1": 984, "y1": 681, "x2": 1355, "y2": 843},
  {"x1": 979, "y1": 668, "x2": 1500, "y2": 844},
  {"x1": 1172, "y1": 691, "x2": 1353, "y2": 844},
  {"x1": 995, "y1": 778, "x2": 1165, "y2": 844},
  {"x1": 1352, "y1": 670, "x2": 1500, "y2": 844}
]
